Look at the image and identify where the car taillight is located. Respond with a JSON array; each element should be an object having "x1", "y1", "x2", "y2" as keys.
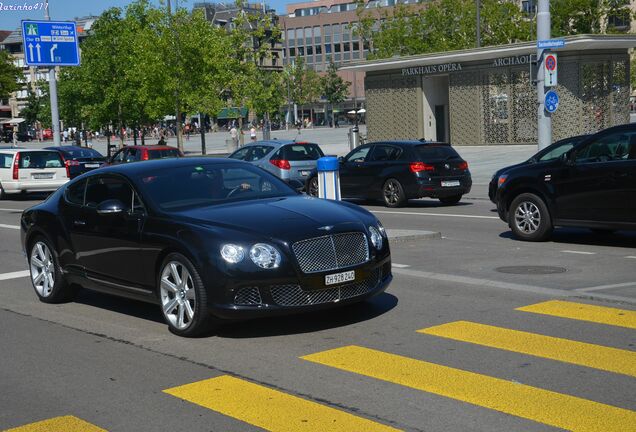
[
  {"x1": 458, "y1": 161, "x2": 469, "y2": 170},
  {"x1": 65, "y1": 160, "x2": 80, "y2": 167},
  {"x1": 410, "y1": 162, "x2": 435, "y2": 173},
  {"x1": 12, "y1": 152, "x2": 19, "y2": 179},
  {"x1": 142, "y1": 150, "x2": 149, "y2": 161},
  {"x1": 270, "y1": 159, "x2": 291, "y2": 170}
]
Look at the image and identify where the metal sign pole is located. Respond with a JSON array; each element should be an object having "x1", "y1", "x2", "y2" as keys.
[
  {"x1": 43, "y1": 1, "x2": 61, "y2": 146},
  {"x1": 536, "y1": 0, "x2": 551, "y2": 150}
]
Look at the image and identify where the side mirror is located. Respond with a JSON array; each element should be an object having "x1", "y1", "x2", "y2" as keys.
[
  {"x1": 287, "y1": 179, "x2": 305, "y2": 193},
  {"x1": 96, "y1": 199, "x2": 128, "y2": 215}
]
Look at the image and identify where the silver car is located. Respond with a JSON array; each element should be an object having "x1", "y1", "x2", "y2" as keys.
[{"x1": 228, "y1": 140, "x2": 325, "y2": 183}]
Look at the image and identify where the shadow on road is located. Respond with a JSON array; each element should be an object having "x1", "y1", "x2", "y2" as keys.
[
  {"x1": 216, "y1": 293, "x2": 398, "y2": 339},
  {"x1": 73, "y1": 289, "x2": 165, "y2": 324},
  {"x1": 498, "y1": 228, "x2": 636, "y2": 249}
]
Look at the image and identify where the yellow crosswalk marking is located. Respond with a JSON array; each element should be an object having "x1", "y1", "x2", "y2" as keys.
[
  {"x1": 418, "y1": 321, "x2": 636, "y2": 377},
  {"x1": 164, "y1": 375, "x2": 401, "y2": 432},
  {"x1": 302, "y1": 346, "x2": 636, "y2": 432},
  {"x1": 3, "y1": 415, "x2": 106, "y2": 432},
  {"x1": 516, "y1": 300, "x2": 636, "y2": 329}
]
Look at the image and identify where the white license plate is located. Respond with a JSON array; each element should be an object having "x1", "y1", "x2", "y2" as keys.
[
  {"x1": 84, "y1": 163, "x2": 100, "y2": 168},
  {"x1": 300, "y1": 170, "x2": 310, "y2": 177},
  {"x1": 441, "y1": 180, "x2": 461, "y2": 187},
  {"x1": 32, "y1": 173, "x2": 54, "y2": 180},
  {"x1": 325, "y1": 270, "x2": 355, "y2": 286}
]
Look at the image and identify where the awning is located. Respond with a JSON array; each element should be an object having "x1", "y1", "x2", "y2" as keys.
[
  {"x1": 0, "y1": 118, "x2": 25, "y2": 125},
  {"x1": 217, "y1": 107, "x2": 248, "y2": 119}
]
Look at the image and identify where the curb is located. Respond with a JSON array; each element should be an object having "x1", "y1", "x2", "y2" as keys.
[{"x1": 387, "y1": 229, "x2": 441, "y2": 243}]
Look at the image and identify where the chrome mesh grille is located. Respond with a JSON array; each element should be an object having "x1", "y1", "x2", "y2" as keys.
[
  {"x1": 292, "y1": 232, "x2": 369, "y2": 274},
  {"x1": 270, "y1": 269, "x2": 380, "y2": 307},
  {"x1": 234, "y1": 287, "x2": 262, "y2": 306}
]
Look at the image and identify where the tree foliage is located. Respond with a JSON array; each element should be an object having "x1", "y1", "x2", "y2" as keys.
[
  {"x1": 0, "y1": 49, "x2": 21, "y2": 101},
  {"x1": 284, "y1": 57, "x2": 321, "y2": 110}
]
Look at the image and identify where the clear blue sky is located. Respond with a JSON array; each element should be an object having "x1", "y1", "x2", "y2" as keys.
[{"x1": 0, "y1": 0, "x2": 289, "y2": 31}]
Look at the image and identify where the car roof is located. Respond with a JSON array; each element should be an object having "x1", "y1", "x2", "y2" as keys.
[
  {"x1": 365, "y1": 140, "x2": 450, "y2": 146},
  {"x1": 241, "y1": 140, "x2": 318, "y2": 148},
  {"x1": 0, "y1": 148, "x2": 58, "y2": 153},
  {"x1": 93, "y1": 156, "x2": 251, "y2": 176},
  {"x1": 124, "y1": 145, "x2": 178, "y2": 150},
  {"x1": 44, "y1": 145, "x2": 96, "y2": 151}
]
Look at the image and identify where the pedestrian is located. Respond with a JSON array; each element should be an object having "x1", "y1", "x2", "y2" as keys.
[
  {"x1": 62, "y1": 129, "x2": 69, "y2": 142},
  {"x1": 250, "y1": 125, "x2": 257, "y2": 141},
  {"x1": 158, "y1": 135, "x2": 166, "y2": 146},
  {"x1": 230, "y1": 125, "x2": 238, "y2": 147}
]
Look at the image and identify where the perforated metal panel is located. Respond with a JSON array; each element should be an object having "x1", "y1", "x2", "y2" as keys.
[
  {"x1": 365, "y1": 74, "x2": 420, "y2": 141},
  {"x1": 449, "y1": 72, "x2": 482, "y2": 145},
  {"x1": 511, "y1": 69, "x2": 537, "y2": 143},
  {"x1": 552, "y1": 61, "x2": 582, "y2": 141}
]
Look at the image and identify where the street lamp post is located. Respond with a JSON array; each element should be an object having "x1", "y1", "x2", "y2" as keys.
[
  {"x1": 44, "y1": 0, "x2": 61, "y2": 146},
  {"x1": 536, "y1": 0, "x2": 551, "y2": 150}
]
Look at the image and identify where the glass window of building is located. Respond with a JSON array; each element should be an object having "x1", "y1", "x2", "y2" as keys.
[
  {"x1": 343, "y1": 42, "x2": 351, "y2": 53},
  {"x1": 353, "y1": 51, "x2": 360, "y2": 60},
  {"x1": 297, "y1": 46, "x2": 305, "y2": 56},
  {"x1": 289, "y1": 47, "x2": 296, "y2": 57},
  {"x1": 325, "y1": 44, "x2": 332, "y2": 54},
  {"x1": 307, "y1": 46, "x2": 313, "y2": 55},
  {"x1": 305, "y1": 27, "x2": 312, "y2": 45},
  {"x1": 333, "y1": 24, "x2": 341, "y2": 43},
  {"x1": 334, "y1": 53, "x2": 341, "y2": 62},
  {"x1": 326, "y1": 54, "x2": 332, "y2": 63},
  {"x1": 334, "y1": 43, "x2": 341, "y2": 53},
  {"x1": 343, "y1": 52, "x2": 350, "y2": 61},
  {"x1": 352, "y1": 41, "x2": 360, "y2": 52},
  {"x1": 315, "y1": 45, "x2": 323, "y2": 55}
]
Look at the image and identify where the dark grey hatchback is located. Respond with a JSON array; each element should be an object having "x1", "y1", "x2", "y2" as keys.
[{"x1": 307, "y1": 141, "x2": 472, "y2": 207}]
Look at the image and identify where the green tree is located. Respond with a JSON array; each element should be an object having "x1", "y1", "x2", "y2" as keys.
[
  {"x1": 20, "y1": 85, "x2": 44, "y2": 128},
  {"x1": 0, "y1": 49, "x2": 21, "y2": 101},
  {"x1": 284, "y1": 57, "x2": 321, "y2": 123},
  {"x1": 321, "y1": 62, "x2": 350, "y2": 127}
]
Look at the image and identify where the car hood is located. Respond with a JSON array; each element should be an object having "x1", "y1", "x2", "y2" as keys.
[
  {"x1": 493, "y1": 161, "x2": 529, "y2": 179},
  {"x1": 172, "y1": 196, "x2": 373, "y2": 242}
]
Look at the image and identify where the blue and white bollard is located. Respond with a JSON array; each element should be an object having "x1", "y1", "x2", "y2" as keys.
[{"x1": 317, "y1": 156, "x2": 341, "y2": 200}]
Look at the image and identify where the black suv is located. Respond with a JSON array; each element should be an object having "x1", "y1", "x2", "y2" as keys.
[
  {"x1": 494, "y1": 124, "x2": 636, "y2": 241},
  {"x1": 306, "y1": 141, "x2": 472, "y2": 207}
]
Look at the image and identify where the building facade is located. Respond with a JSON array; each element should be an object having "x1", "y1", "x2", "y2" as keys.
[{"x1": 341, "y1": 35, "x2": 635, "y2": 145}]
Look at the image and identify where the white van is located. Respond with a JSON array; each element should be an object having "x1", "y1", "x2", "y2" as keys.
[{"x1": 0, "y1": 149, "x2": 69, "y2": 199}]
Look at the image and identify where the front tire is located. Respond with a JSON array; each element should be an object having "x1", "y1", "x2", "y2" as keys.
[
  {"x1": 439, "y1": 194, "x2": 462, "y2": 205},
  {"x1": 508, "y1": 193, "x2": 553, "y2": 241},
  {"x1": 383, "y1": 178, "x2": 406, "y2": 208},
  {"x1": 159, "y1": 253, "x2": 217, "y2": 337},
  {"x1": 29, "y1": 237, "x2": 75, "y2": 303}
]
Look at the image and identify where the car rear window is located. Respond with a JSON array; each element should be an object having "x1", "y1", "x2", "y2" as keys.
[
  {"x1": 0, "y1": 153, "x2": 13, "y2": 168},
  {"x1": 414, "y1": 145, "x2": 460, "y2": 160},
  {"x1": 18, "y1": 151, "x2": 64, "y2": 169},
  {"x1": 63, "y1": 148, "x2": 104, "y2": 159},
  {"x1": 148, "y1": 148, "x2": 180, "y2": 159},
  {"x1": 280, "y1": 144, "x2": 324, "y2": 161}
]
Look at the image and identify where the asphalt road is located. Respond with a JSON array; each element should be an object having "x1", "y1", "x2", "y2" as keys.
[{"x1": 0, "y1": 194, "x2": 634, "y2": 432}]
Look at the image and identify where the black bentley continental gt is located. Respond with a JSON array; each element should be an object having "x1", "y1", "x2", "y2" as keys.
[{"x1": 20, "y1": 158, "x2": 392, "y2": 336}]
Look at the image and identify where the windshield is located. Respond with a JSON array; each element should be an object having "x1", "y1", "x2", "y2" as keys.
[
  {"x1": 415, "y1": 145, "x2": 460, "y2": 160},
  {"x1": 136, "y1": 163, "x2": 296, "y2": 211}
]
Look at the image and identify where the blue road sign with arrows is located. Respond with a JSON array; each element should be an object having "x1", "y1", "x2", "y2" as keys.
[
  {"x1": 21, "y1": 20, "x2": 80, "y2": 67},
  {"x1": 545, "y1": 90, "x2": 559, "y2": 113}
]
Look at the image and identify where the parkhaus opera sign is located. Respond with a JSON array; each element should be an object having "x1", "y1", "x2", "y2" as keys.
[{"x1": 400, "y1": 55, "x2": 533, "y2": 75}]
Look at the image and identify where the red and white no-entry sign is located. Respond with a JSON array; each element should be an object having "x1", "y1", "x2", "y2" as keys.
[{"x1": 544, "y1": 53, "x2": 557, "y2": 87}]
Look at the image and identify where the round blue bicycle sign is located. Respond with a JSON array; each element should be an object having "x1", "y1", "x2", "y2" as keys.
[{"x1": 545, "y1": 90, "x2": 559, "y2": 113}]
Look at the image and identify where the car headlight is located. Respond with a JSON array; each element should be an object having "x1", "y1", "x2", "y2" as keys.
[
  {"x1": 249, "y1": 243, "x2": 281, "y2": 269},
  {"x1": 221, "y1": 244, "x2": 245, "y2": 264},
  {"x1": 368, "y1": 226, "x2": 383, "y2": 250},
  {"x1": 376, "y1": 221, "x2": 386, "y2": 237},
  {"x1": 497, "y1": 174, "x2": 508, "y2": 188}
]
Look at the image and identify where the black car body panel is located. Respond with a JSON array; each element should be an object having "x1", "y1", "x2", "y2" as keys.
[
  {"x1": 21, "y1": 158, "x2": 392, "y2": 320},
  {"x1": 306, "y1": 141, "x2": 472, "y2": 200},
  {"x1": 44, "y1": 146, "x2": 106, "y2": 179},
  {"x1": 495, "y1": 124, "x2": 636, "y2": 231},
  {"x1": 488, "y1": 135, "x2": 588, "y2": 203}
]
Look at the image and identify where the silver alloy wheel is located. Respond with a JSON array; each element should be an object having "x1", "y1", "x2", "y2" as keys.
[
  {"x1": 514, "y1": 201, "x2": 541, "y2": 234},
  {"x1": 30, "y1": 241, "x2": 55, "y2": 297},
  {"x1": 384, "y1": 180, "x2": 400, "y2": 205},
  {"x1": 160, "y1": 261, "x2": 196, "y2": 330}
]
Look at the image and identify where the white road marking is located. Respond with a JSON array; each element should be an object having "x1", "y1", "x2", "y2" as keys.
[
  {"x1": 0, "y1": 224, "x2": 19, "y2": 230},
  {"x1": 392, "y1": 263, "x2": 410, "y2": 268},
  {"x1": 575, "y1": 281, "x2": 636, "y2": 292},
  {"x1": 0, "y1": 208, "x2": 24, "y2": 212},
  {"x1": 626, "y1": 256, "x2": 636, "y2": 259},
  {"x1": 391, "y1": 268, "x2": 636, "y2": 305},
  {"x1": 560, "y1": 250, "x2": 596, "y2": 255},
  {"x1": 372, "y1": 210, "x2": 499, "y2": 220},
  {"x1": 0, "y1": 270, "x2": 30, "y2": 281}
]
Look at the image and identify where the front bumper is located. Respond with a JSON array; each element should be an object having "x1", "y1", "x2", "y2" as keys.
[{"x1": 209, "y1": 255, "x2": 392, "y2": 320}]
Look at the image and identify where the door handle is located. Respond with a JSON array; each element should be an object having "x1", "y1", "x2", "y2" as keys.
[{"x1": 73, "y1": 220, "x2": 86, "y2": 226}]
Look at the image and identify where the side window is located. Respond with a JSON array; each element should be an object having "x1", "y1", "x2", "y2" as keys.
[
  {"x1": 345, "y1": 146, "x2": 371, "y2": 163},
  {"x1": 574, "y1": 132, "x2": 635, "y2": 163},
  {"x1": 369, "y1": 145, "x2": 402, "y2": 162},
  {"x1": 65, "y1": 179, "x2": 87, "y2": 206},
  {"x1": 0, "y1": 153, "x2": 12, "y2": 169},
  {"x1": 85, "y1": 176, "x2": 133, "y2": 210},
  {"x1": 229, "y1": 147, "x2": 250, "y2": 160},
  {"x1": 539, "y1": 141, "x2": 576, "y2": 162},
  {"x1": 111, "y1": 149, "x2": 126, "y2": 163}
]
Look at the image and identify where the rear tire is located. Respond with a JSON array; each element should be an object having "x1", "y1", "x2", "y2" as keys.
[
  {"x1": 308, "y1": 176, "x2": 319, "y2": 197},
  {"x1": 158, "y1": 253, "x2": 218, "y2": 337},
  {"x1": 0, "y1": 184, "x2": 5, "y2": 200},
  {"x1": 383, "y1": 179, "x2": 406, "y2": 208},
  {"x1": 29, "y1": 236, "x2": 75, "y2": 303},
  {"x1": 508, "y1": 193, "x2": 553, "y2": 241},
  {"x1": 439, "y1": 194, "x2": 462, "y2": 205}
]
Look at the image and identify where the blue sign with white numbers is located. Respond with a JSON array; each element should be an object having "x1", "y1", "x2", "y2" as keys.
[
  {"x1": 21, "y1": 20, "x2": 80, "y2": 66},
  {"x1": 545, "y1": 90, "x2": 559, "y2": 113}
]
